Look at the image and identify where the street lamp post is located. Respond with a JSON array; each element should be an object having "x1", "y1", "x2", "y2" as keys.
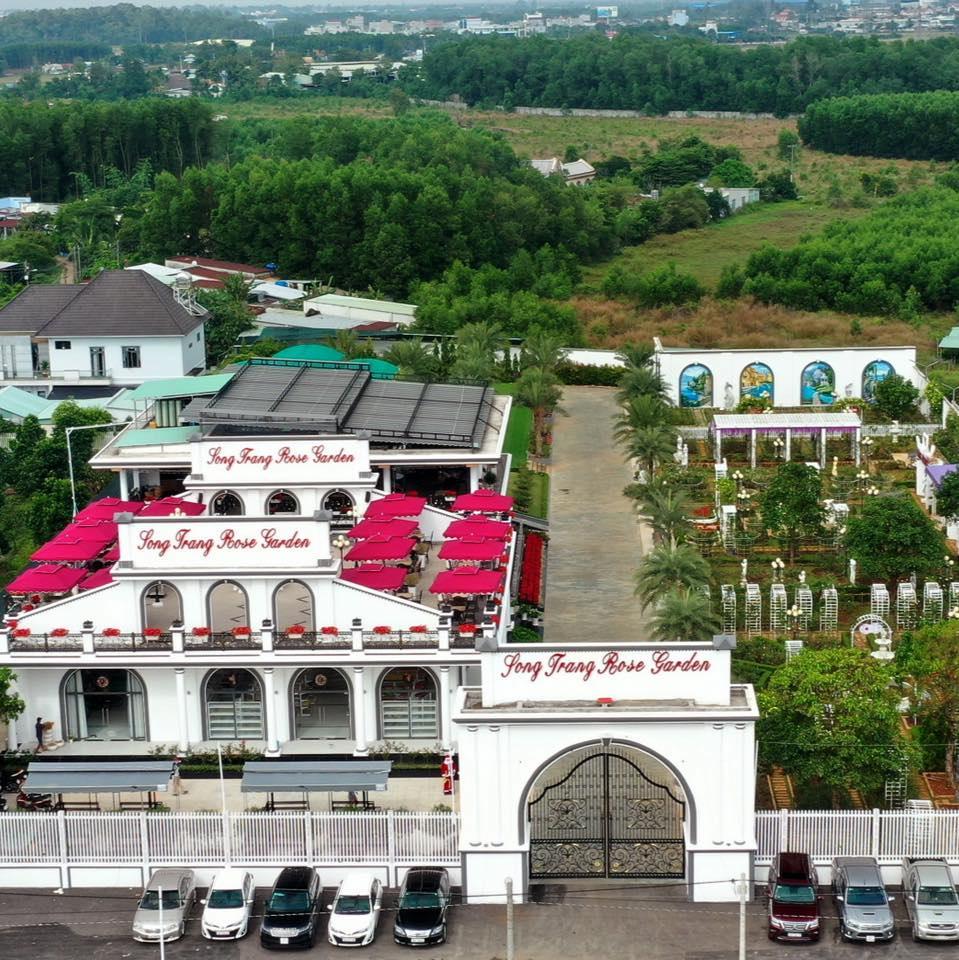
[
  {"x1": 66, "y1": 421, "x2": 124, "y2": 517},
  {"x1": 332, "y1": 534, "x2": 350, "y2": 564}
]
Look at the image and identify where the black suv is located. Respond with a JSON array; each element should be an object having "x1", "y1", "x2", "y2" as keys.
[
  {"x1": 260, "y1": 867, "x2": 322, "y2": 949},
  {"x1": 394, "y1": 867, "x2": 451, "y2": 946}
]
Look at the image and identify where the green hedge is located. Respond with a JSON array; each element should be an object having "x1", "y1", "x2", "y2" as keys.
[{"x1": 556, "y1": 361, "x2": 622, "y2": 386}]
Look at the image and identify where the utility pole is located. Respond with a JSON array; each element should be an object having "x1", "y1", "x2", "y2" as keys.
[
  {"x1": 158, "y1": 884, "x2": 166, "y2": 960},
  {"x1": 736, "y1": 872, "x2": 747, "y2": 960},
  {"x1": 505, "y1": 876, "x2": 515, "y2": 960}
]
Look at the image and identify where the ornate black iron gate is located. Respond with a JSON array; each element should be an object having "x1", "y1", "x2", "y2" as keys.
[{"x1": 528, "y1": 745, "x2": 685, "y2": 879}]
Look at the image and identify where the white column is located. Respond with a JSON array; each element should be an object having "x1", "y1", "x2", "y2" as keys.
[
  {"x1": 468, "y1": 464, "x2": 481, "y2": 489},
  {"x1": 750, "y1": 429, "x2": 757, "y2": 469},
  {"x1": 855, "y1": 427, "x2": 861, "y2": 466},
  {"x1": 351, "y1": 666, "x2": 368, "y2": 756},
  {"x1": 381, "y1": 467, "x2": 392, "y2": 495},
  {"x1": 438, "y1": 666, "x2": 452, "y2": 749},
  {"x1": 820, "y1": 428, "x2": 827, "y2": 469},
  {"x1": 714, "y1": 429, "x2": 721, "y2": 464},
  {"x1": 132, "y1": 469, "x2": 141, "y2": 491},
  {"x1": 118, "y1": 470, "x2": 129, "y2": 499},
  {"x1": 174, "y1": 667, "x2": 189, "y2": 754},
  {"x1": 263, "y1": 666, "x2": 280, "y2": 756},
  {"x1": 785, "y1": 428, "x2": 791, "y2": 462}
]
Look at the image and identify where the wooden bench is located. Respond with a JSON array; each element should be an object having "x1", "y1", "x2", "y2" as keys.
[
  {"x1": 55, "y1": 799, "x2": 100, "y2": 811},
  {"x1": 330, "y1": 799, "x2": 377, "y2": 812}
]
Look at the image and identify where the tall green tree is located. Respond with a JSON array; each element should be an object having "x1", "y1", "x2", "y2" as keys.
[
  {"x1": 637, "y1": 483, "x2": 691, "y2": 548},
  {"x1": 635, "y1": 544, "x2": 711, "y2": 611},
  {"x1": 760, "y1": 463, "x2": 824, "y2": 560},
  {"x1": 649, "y1": 588, "x2": 721, "y2": 643},
  {"x1": 0, "y1": 667, "x2": 25, "y2": 727},
  {"x1": 759, "y1": 648, "x2": 915, "y2": 795},
  {"x1": 515, "y1": 367, "x2": 562, "y2": 457}
]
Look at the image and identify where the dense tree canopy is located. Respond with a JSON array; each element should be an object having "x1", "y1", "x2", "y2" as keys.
[{"x1": 407, "y1": 34, "x2": 959, "y2": 114}]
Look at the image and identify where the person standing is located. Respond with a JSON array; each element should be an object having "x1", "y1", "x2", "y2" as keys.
[{"x1": 35, "y1": 717, "x2": 44, "y2": 752}]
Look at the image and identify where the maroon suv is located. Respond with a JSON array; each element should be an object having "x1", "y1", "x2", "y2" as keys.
[{"x1": 766, "y1": 852, "x2": 822, "y2": 942}]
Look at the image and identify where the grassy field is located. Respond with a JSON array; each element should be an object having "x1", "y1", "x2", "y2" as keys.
[
  {"x1": 502, "y1": 405, "x2": 532, "y2": 468},
  {"x1": 581, "y1": 200, "x2": 864, "y2": 290}
]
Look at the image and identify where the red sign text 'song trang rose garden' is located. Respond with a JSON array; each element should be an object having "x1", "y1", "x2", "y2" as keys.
[{"x1": 484, "y1": 647, "x2": 728, "y2": 705}]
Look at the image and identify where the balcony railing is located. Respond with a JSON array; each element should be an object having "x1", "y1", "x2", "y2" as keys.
[
  {"x1": 185, "y1": 632, "x2": 261, "y2": 651},
  {"x1": 9, "y1": 633, "x2": 82, "y2": 652},
  {"x1": 274, "y1": 631, "x2": 351, "y2": 650},
  {"x1": 94, "y1": 632, "x2": 173, "y2": 652},
  {"x1": 363, "y1": 631, "x2": 440, "y2": 649}
]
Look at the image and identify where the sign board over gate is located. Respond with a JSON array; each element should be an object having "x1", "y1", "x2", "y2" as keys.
[
  {"x1": 192, "y1": 436, "x2": 370, "y2": 486},
  {"x1": 481, "y1": 645, "x2": 730, "y2": 706},
  {"x1": 117, "y1": 515, "x2": 330, "y2": 570}
]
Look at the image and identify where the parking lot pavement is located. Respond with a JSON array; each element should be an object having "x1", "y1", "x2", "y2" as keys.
[{"x1": 3, "y1": 885, "x2": 959, "y2": 959}]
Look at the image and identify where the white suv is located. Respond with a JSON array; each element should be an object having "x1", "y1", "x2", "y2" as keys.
[
  {"x1": 328, "y1": 874, "x2": 383, "y2": 947},
  {"x1": 201, "y1": 869, "x2": 255, "y2": 940}
]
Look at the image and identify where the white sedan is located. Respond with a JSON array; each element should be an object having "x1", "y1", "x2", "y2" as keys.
[
  {"x1": 327, "y1": 874, "x2": 383, "y2": 947},
  {"x1": 200, "y1": 869, "x2": 256, "y2": 940}
]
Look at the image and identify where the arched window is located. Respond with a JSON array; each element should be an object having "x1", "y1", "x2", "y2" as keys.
[
  {"x1": 63, "y1": 669, "x2": 147, "y2": 741},
  {"x1": 678, "y1": 364, "x2": 713, "y2": 408},
  {"x1": 323, "y1": 489, "x2": 355, "y2": 527},
  {"x1": 291, "y1": 669, "x2": 350, "y2": 739},
  {"x1": 862, "y1": 360, "x2": 895, "y2": 404},
  {"x1": 207, "y1": 580, "x2": 250, "y2": 635},
  {"x1": 273, "y1": 579, "x2": 314, "y2": 632},
  {"x1": 203, "y1": 668, "x2": 263, "y2": 740},
  {"x1": 739, "y1": 362, "x2": 774, "y2": 406},
  {"x1": 379, "y1": 667, "x2": 438, "y2": 739},
  {"x1": 800, "y1": 361, "x2": 836, "y2": 406},
  {"x1": 141, "y1": 581, "x2": 182, "y2": 632},
  {"x1": 210, "y1": 491, "x2": 244, "y2": 516},
  {"x1": 267, "y1": 490, "x2": 299, "y2": 516}
]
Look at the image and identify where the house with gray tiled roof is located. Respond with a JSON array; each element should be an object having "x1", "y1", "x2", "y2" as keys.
[{"x1": 0, "y1": 270, "x2": 208, "y2": 387}]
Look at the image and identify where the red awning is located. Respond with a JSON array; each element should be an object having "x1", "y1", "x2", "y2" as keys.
[
  {"x1": 438, "y1": 538, "x2": 504, "y2": 562},
  {"x1": 347, "y1": 517, "x2": 418, "y2": 540},
  {"x1": 340, "y1": 565, "x2": 408, "y2": 591},
  {"x1": 139, "y1": 497, "x2": 206, "y2": 517},
  {"x1": 30, "y1": 537, "x2": 105, "y2": 563},
  {"x1": 344, "y1": 536, "x2": 416, "y2": 562},
  {"x1": 443, "y1": 515, "x2": 512, "y2": 540},
  {"x1": 7, "y1": 564, "x2": 87, "y2": 595},
  {"x1": 60, "y1": 520, "x2": 118, "y2": 544},
  {"x1": 364, "y1": 494, "x2": 427, "y2": 519},
  {"x1": 78, "y1": 567, "x2": 114, "y2": 591},
  {"x1": 430, "y1": 566, "x2": 504, "y2": 595},
  {"x1": 451, "y1": 489, "x2": 515, "y2": 513},
  {"x1": 75, "y1": 498, "x2": 144, "y2": 521}
]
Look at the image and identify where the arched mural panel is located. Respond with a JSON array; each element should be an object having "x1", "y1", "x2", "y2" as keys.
[
  {"x1": 679, "y1": 364, "x2": 713, "y2": 408},
  {"x1": 800, "y1": 361, "x2": 836, "y2": 406}
]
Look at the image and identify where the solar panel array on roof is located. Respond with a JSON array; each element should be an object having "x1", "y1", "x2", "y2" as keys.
[{"x1": 186, "y1": 360, "x2": 494, "y2": 448}]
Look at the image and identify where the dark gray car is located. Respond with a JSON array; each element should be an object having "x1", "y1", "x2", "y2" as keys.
[{"x1": 832, "y1": 856, "x2": 895, "y2": 942}]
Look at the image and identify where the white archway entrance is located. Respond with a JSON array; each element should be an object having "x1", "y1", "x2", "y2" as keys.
[{"x1": 525, "y1": 742, "x2": 686, "y2": 880}]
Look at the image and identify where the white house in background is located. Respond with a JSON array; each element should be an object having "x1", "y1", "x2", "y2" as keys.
[
  {"x1": 700, "y1": 184, "x2": 761, "y2": 212},
  {"x1": 530, "y1": 157, "x2": 597, "y2": 185},
  {"x1": 0, "y1": 270, "x2": 208, "y2": 386},
  {"x1": 301, "y1": 294, "x2": 417, "y2": 328}
]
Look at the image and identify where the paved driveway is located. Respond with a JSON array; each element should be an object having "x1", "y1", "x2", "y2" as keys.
[
  {"x1": 543, "y1": 386, "x2": 650, "y2": 644},
  {"x1": 1, "y1": 885, "x2": 958, "y2": 959}
]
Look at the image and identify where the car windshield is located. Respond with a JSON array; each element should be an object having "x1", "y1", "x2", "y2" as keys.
[
  {"x1": 269, "y1": 889, "x2": 310, "y2": 913},
  {"x1": 335, "y1": 895, "x2": 371, "y2": 915},
  {"x1": 847, "y1": 886, "x2": 886, "y2": 906},
  {"x1": 139, "y1": 889, "x2": 181, "y2": 910},
  {"x1": 774, "y1": 884, "x2": 816, "y2": 904},
  {"x1": 401, "y1": 892, "x2": 441, "y2": 910},
  {"x1": 209, "y1": 889, "x2": 245, "y2": 909},
  {"x1": 919, "y1": 886, "x2": 959, "y2": 906}
]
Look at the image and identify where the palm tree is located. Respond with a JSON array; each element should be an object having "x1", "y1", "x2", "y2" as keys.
[
  {"x1": 327, "y1": 329, "x2": 364, "y2": 360},
  {"x1": 521, "y1": 328, "x2": 567, "y2": 372},
  {"x1": 634, "y1": 544, "x2": 711, "y2": 611},
  {"x1": 638, "y1": 484, "x2": 691, "y2": 548},
  {"x1": 615, "y1": 365, "x2": 669, "y2": 406},
  {"x1": 613, "y1": 395, "x2": 672, "y2": 448},
  {"x1": 615, "y1": 342, "x2": 655, "y2": 370},
  {"x1": 625, "y1": 424, "x2": 679, "y2": 481},
  {"x1": 649, "y1": 587, "x2": 722, "y2": 643},
  {"x1": 450, "y1": 321, "x2": 504, "y2": 382},
  {"x1": 515, "y1": 367, "x2": 563, "y2": 456},
  {"x1": 385, "y1": 339, "x2": 437, "y2": 380}
]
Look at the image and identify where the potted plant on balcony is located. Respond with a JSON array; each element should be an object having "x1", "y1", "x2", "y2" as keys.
[
  {"x1": 101, "y1": 627, "x2": 120, "y2": 637},
  {"x1": 372, "y1": 625, "x2": 392, "y2": 635},
  {"x1": 50, "y1": 628, "x2": 69, "y2": 637},
  {"x1": 143, "y1": 627, "x2": 164, "y2": 638},
  {"x1": 13, "y1": 627, "x2": 30, "y2": 638},
  {"x1": 191, "y1": 626, "x2": 210, "y2": 638},
  {"x1": 286, "y1": 624, "x2": 306, "y2": 637},
  {"x1": 320, "y1": 626, "x2": 339, "y2": 636},
  {"x1": 410, "y1": 624, "x2": 429, "y2": 633},
  {"x1": 458, "y1": 623, "x2": 478, "y2": 637},
  {"x1": 232, "y1": 626, "x2": 252, "y2": 639}
]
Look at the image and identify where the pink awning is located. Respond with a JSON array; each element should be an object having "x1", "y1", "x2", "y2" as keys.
[
  {"x1": 347, "y1": 517, "x2": 418, "y2": 540},
  {"x1": 31, "y1": 537, "x2": 105, "y2": 563},
  {"x1": 444, "y1": 515, "x2": 512, "y2": 540},
  {"x1": 344, "y1": 536, "x2": 417, "y2": 562},
  {"x1": 340, "y1": 565, "x2": 408, "y2": 591},
  {"x1": 430, "y1": 566, "x2": 504, "y2": 595},
  {"x1": 139, "y1": 497, "x2": 206, "y2": 517},
  {"x1": 60, "y1": 520, "x2": 118, "y2": 544},
  {"x1": 75, "y1": 498, "x2": 144, "y2": 521},
  {"x1": 100, "y1": 545, "x2": 120, "y2": 563},
  {"x1": 364, "y1": 494, "x2": 427, "y2": 519},
  {"x1": 451, "y1": 489, "x2": 515, "y2": 513},
  {"x1": 7, "y1": 564, "x2": 87, "y2": 595},
  {"x1": 438, "y1": 538, "x2": 504, "y2": 562},
  {"x1": 78, "y1": 567, "x2": 114, "y2": 591}
]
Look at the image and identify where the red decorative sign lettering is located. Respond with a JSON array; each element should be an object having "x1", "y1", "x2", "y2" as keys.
[
  {"x1": 205, "y1": 443, "x2": 355, "y2": 472},
  {"x1": 498, "y1": 650, "x2": 711, "y2": 682},
  {"x1": 136, "y1": 527, "x2": 311, "y2": 557}
]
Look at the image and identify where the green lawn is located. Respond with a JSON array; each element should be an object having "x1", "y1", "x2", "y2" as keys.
[
  {"x1": 582, "y1": 201, "x2": 866, "y2": 291},
  {"x1": 527, "y1": 471, "x2": 550, "y2": 519},
  {"x1": 503, "y1": 404, "x2": 532, "y2": 468}
]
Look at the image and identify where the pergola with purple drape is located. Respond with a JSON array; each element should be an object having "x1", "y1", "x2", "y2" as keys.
[{"x1": 710, "y1": 412, "x2": 862, "y2": 469}]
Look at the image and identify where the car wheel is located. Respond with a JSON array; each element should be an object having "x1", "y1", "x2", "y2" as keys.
[{"x1": 838, "y1": 920, "x2": 847, "y2": 940}]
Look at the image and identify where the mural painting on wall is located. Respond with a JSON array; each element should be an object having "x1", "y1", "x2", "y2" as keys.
[
  {"x1": 862, "y1": 360, "x2": 894, "y2": 403},
  {"x1": 679, "y1": 364, "x2": 713, "y2": 408},
  {"x1": 740, "y1": 362, "x2": 774, "y2": 405},
  {"x1": 800, "y1": 361, "x2": 836, "y2": 406}
]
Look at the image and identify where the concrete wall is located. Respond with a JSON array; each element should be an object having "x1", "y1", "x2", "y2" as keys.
[{"x1": 48, "y1": 331, "x2": 203, "y2": 385}]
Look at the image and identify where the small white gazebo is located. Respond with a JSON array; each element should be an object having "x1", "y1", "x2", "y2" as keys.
[{"x1": 710, "y1": 412, "x2": 862, "y2": 468}]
